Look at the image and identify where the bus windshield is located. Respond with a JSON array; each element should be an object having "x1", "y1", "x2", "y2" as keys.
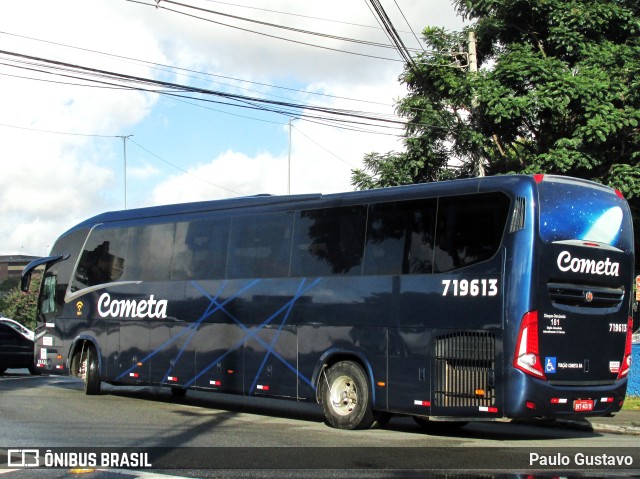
[{"x1": 538, "y1": 177, "x2": 632, "y2": 253}]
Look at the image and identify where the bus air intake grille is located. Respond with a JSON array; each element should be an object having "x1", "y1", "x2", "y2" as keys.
[
  {"x1": 547, "y1": 282, "x2": 624, "y2": 309},
  {"x1": 508, "y1": 196, "x2": 526, "y2": 233},
  {"x1": 434, "y1": 332, "x2": 496, "y2": 408}
]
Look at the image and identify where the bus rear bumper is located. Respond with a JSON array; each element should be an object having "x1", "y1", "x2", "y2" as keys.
[{"x1": 505, "y1": 374, "x2": 628, "y2": 419}]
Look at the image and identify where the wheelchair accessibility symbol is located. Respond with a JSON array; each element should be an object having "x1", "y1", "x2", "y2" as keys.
[{"x1": 545, "y1": 357, "x2": 557, "y2": 374}]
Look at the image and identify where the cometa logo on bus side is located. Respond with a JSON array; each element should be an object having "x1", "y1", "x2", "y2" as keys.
[
  {"x1": 556, "y1": 251, "x2": 620, "y2": 277},
  {"x1": 97, "y1": 293, "x2": 168, "y2": 319}
]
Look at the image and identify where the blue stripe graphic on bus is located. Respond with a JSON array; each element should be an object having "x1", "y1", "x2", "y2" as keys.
[
  {"x1": 160, "y1": 280, "x2": 231, "y2": 384},
  {"x1": 248, "y1": 278, "x2": 309, "y2": 395},
  {"x1": 114, "y1": 279, "x2": 260, "y2": 382},
  {"x1": 183, "y1": 278, "x2": 321, "y2": 391}
]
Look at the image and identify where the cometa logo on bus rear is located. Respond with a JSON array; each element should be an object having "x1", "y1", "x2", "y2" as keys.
[
  {"x1": 556, "y1": 251, "x2": 619, "y2": 277},
  {"x1": 97, "y1": 293, "x2": 168, "y2": 319}
]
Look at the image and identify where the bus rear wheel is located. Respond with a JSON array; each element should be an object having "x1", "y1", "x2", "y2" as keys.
[
  {"x1": 81, "y1": 346, "x2": 101, "y2": 395},
  {"x1": 319, "y1": 361, "x2": 374, "y2": 430}
]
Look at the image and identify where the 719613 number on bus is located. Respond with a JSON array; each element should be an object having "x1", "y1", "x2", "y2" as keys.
[{"x1": 442, "y1": 279, "x2": 498, "y2": 297}]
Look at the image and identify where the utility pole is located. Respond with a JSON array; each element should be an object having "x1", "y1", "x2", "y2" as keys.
[
  {"x1": 468, "y1": 31, "x2": 478, "y2": 74},
  {"x1": 118, "y1": 135, "x2": 133, "y2": 209},
  {"x1": 467, "y1": 31, "x2": 484, "y2": 177}
]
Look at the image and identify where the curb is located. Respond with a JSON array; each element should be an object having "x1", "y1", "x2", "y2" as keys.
[
  {"x1": 591, "y1": 423, "x2": 640, "y2": 435},
  {"x1": 516, "y1": 417, "x2": 640, "y2": 436},
  {"x1": 557, "y1": 419, "x2": 640, "y2": 436}
]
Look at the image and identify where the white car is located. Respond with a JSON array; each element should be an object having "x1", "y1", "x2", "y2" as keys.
[{"x1": 0, "y1": 317, "x2": 35, "y2": 341}]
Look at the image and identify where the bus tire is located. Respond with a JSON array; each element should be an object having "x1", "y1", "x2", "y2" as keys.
[
  {"x1": 83, "y1": 346, "x2": 101, "y2": 395},
  {"x1": 319, "y1": 361, "x2": 375, "y2": 430}
]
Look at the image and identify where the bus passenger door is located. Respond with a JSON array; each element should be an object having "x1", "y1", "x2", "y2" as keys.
[{"x1": 34, "y1": 272, "x2": 66, "y2": 374}]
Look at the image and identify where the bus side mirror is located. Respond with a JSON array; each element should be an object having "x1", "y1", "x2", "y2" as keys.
[
  {"x1": 20, "y1": 273, "x2": 32, "y2": 293},
  {"x1": 20, "y1": 254, "x2": 70, "y2": 292}
]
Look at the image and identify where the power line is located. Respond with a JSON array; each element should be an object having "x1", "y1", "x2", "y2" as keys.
[
  {"x1": 159, "y1": 0, "x2": 424, "y2": 53},
  {"x1": 0, "y1": 49, "x2": 407, "y2": 133},
  {"x1": 128, "y1": 138, "x2": 243, "y2": 195},
  {"x1": 0, "y1": 121, "x2": 243, "y2": 195},
  {"x1": 391, "y1": 0, "x2": 425, "y2": 53},
  {"x1": 0, "y1": 122, "x2": 121, "y2": 138},
  {"x1": 291, "y1": 124, "x2": 358, "y2": 168},
  {"x1": 365, "y1": 0, "x2": 417, "y2": 68},
  {"x1": 201, "y1": 0, "x2": 418, "y2": 35},
  {"x1": 129, "y1": 0, "x2": 405, "y2": 62},
  {"x1": 0, "y1": 30, "x2": 395, "y2": 108}
]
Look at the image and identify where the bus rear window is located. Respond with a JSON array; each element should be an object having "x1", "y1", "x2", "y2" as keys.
[{"x1": 538, "y1": 178, "x2": 632, "y2": 252}]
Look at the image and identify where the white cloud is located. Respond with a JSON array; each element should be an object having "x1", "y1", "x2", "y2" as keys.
[
  {"x1": 150, "y1": 150, "x2": 286, "y2": 204},
  {"x1": 0, "y1": 0, "x2": 460, "y2": 255},
  {"x1": 128, "y1": 161, "x2": 161, "y2": 181}
]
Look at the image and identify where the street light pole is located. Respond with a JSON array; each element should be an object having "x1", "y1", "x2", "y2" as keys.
[
  {"x1": 288, "y1": 119, "x2": 292, "y2": 195},
  {"x1": 119, "y1": 135, "x2": 133, "y2": 209}
]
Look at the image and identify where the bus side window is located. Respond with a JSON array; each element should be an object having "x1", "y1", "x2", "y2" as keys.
[
  {"x1": 72, "y1": 227, "x2": 129, "y2": 291},
  {"x1": 127, "y1": 223, "x2": 175, "y2": 282},
  {"x1": 364, "y1": 199, "x2": 436, "y2": 275},
  {"x1": 173, "y1": 218, "x2": 230, "y2": 281},
  {"x1": 292, "y1": 206, "x2": 366, "y2": 277},
  {"x1": 228, "y1": 212, "x2": 293, "y2": 279},
  {"x1": 433, "y1": 193, "x2": 510, "y2": 273}
]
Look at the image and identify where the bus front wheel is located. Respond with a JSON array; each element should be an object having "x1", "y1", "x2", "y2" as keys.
[
  {"x1": 82, "y1": 346, "x2": 101, "y2": 395},
  {"x1": 319, "y1": 361, "x2": 374, "y2": 430}
]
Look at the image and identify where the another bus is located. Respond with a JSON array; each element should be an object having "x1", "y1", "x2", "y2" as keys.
[{"x1": 22, "y1": 174, "x2": 635, "y2": 429}]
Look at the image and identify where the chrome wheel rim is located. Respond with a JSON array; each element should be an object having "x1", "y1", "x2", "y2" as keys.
[{"x1": 329, "y1": 375, "x2": 358, "y2": 416}]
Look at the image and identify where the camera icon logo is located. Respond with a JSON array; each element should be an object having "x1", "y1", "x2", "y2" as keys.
[{"x1": 7, "y1": 449, "x2": 40, "y2": 468}]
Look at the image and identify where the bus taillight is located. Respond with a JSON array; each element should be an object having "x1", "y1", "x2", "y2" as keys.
[
  {"x1": 617, "y1": 316, "x2": 633, "y2": 379},
  {"x1": 514, "y1": 311, "x2": 546, "y2": 379}
]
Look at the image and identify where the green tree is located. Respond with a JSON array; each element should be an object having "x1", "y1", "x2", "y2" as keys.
[
  {"x1": 0, "y1": 277, "x2": 19, "y2": 294},
  {"x1": 352, "y1": 0, "x2": 640, "y2": 196},
  {"x1": 0, "y1": 274, "x2": 41, "y2": 330}
]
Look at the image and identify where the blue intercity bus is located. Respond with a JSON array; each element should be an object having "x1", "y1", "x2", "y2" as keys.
[{"x1": 22, "y1": 174, "x2": 635, "y2": 429}]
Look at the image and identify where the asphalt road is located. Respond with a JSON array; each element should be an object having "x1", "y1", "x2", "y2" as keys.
[{"x1": 1, "y1": 370, "x2": 639, "y2": 478}]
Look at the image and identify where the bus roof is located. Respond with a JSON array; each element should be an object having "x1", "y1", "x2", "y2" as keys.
[{"x1": 68, "y1": 174, "x2": 616, "y2": 231}]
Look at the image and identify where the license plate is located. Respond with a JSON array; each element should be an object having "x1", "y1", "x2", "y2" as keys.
[{"x1": 573, "y1": 399, "x2": 594, "y2": 412}]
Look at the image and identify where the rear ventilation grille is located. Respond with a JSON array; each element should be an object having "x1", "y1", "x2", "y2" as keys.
[
  {"x1": 508, "y1": 196, "x2": 526, "y2": 232},
  {"x1": 547, "y1": 282, "x2": 624, "y2": 309},
  {"x1": 434, "y1": 332, "x2": 496, "y2": 408}
]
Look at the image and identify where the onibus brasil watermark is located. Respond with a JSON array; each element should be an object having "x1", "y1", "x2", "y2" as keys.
[{"x1": 7, "y1": 449, "x2": 152, "y2": 469}]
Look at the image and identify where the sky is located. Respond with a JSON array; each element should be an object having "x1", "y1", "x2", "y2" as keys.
[{"x1": 0, "y1": 0, "x2": 463, "y2": 256}]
